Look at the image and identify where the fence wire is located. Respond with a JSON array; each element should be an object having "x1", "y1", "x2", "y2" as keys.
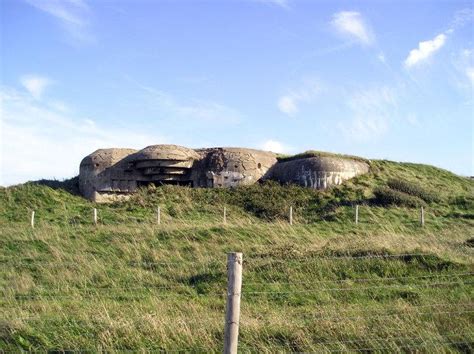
[{"x1": 1, "y1": 248, "x2": 473, "y2": 352}]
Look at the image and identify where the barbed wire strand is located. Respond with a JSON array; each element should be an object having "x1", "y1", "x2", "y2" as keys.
[
  {"x1": 0, "y1": 252, "x2": 457, "y2": 265},
  {"x1": 242, "y1": 280, "x2": 474, "y2": 295},
  {"x1": 4, "y1": 279, "x2": 472, "y2": 301},
  {"x1": 253, "y1": 334, "x2": 474, "y2": 347},
  {"x1": 2, "y1": 272, "x2": 472, "y2": 294},
  {"x1": 244, "y1": 272, "x2": 474, "y2": 286},
  {"x1": 5, "y1": 301, "x2": 471, "y2": 324}
]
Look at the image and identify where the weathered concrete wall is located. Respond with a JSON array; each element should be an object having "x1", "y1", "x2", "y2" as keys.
[
  {"x1": 195, "y1": 148, "x2": 277, "y2": 188},
  {"x1": 79, "y1": 145, "x2": 369, "y2": 202},
  {"x1": 79, "y1": 148, "x2": 137, "y2": 202},
  {"x1": 266, "y1": 156, "x2": 369, "y2": 189}
]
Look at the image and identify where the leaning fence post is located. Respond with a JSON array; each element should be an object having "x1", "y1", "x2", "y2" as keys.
[
  {"x1": 30, "y1": 211, "x2": 35, "y2": 229},
  {"x1": 289, "y1": 206, "x2": 293, "y2": 225},
  {"x1": 223, "y1": 206, "x2": 227, "y2": 225},
  {"x1": 355, "y1": 205, "x2": 359, "y2": 224},
  {"x1": 157, "y1": 206, "x2": 161, "y2": 225},
  {"x1": 224, "y1": 252, "x2": 243, "y2": 354},
  {"x1": 420, "y1": 206, "x2": 425, "y2": 227},
  {"x1": 93, "y1": 208, "x2": 98, "y2": 225}
]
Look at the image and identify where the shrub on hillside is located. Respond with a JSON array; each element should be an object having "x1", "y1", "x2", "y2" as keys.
[
  {"x1": 228, "y1": 181, "x2": 316, "y2": 220},
  {"x1": 373, "y1": 186, "x2": 426, "y2": 208},
  {"x1": 449, "y1": 195, "x2": 474, "y2": 210},
  {"x1": 28, "y1": 177, "x2": 80, "y2": 195},
  {"x1": 387, "y1": 178, "x2": 439, "y2": 203}
]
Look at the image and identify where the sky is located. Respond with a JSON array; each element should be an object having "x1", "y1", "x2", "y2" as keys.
[{"x1": 0, "y1": 0, "x2": 473, "y2": 186}]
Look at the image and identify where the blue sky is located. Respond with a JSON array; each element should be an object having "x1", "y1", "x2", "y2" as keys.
[{"x1": 1, "y1": 0, "x2": 473, "y2": 185}]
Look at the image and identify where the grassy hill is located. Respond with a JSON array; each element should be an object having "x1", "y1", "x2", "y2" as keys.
[{"x1": 1, "y1": 160, "x2": 473, "y2": 352}]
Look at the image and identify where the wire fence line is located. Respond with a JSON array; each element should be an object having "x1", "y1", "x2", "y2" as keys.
[
  {"x1": 244, "y1": 272, "x2": 474, "y2": 285},
  {"x1": 0, "y1": 259, "x2": 226, "y2": 267},
  {"x1": 7, "y1": 302, "x2": 471, "y2": 322},
  {"x1": 254, "y1": 333, "x2": 474, "y2": 346},
  {"x1": 0, "y1": 251, "x2": 457, "y2": 266},
  {"x1": 16, "y1": 201, "x2": 432, "y2": 229},
  {"x1": 244, "y1": 252, "x2": 443, "y2": 260},
  {"x1": 2, "y1": 251, "x2": 473, "y2": 352},
  {"x1": 4, "y1": 277, "x2": 472, "y2": 300},
  {"x1": 325, "y1": 341, "x2": 472, "y2": 353},
  {"x1": 240, "y1": 309, "x2": 474, "y2": 323}
]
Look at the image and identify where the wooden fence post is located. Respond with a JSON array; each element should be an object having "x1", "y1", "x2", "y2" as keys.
[
  {"x1": 223, "y1": 206, "x2": 227, "y2": 225},
  {"x1": 93, "y1": 208, "x2": 98, "y2": 225},
  {"x1": 289, "y1": 206, "x2": 293, "y2": 225},
  {"x1": 420, "y1": 206, "x2": 425, "y2": 227},
  {"x1": 30, "y1": 211, "x2": 35, "y2": 229},
  {"x1": 355, "y1": 205, "x2": 359, "y2": 224},
  {"x1": 157, "y1": 206, "x2": 161, "y2": 225},
  {"x1": 224, "y1": 252, "x2": 243, "y2": 354}
]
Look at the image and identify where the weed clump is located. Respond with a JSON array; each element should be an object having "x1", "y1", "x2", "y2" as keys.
[
  {"x1": 373, "y1": 186, "x2": 426, "y2": 208},
  {"x1": 387, "y1": 178, "x2": 439, "y2": 203},
  {"x1": 449, "y1": 195, "x2": 474, "y2": 209}
]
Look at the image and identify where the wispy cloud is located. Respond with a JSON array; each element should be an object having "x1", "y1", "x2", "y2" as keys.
[
  {"x1": 459, "y1": 49, "x2": 474, "y2": 85},
  {"x1": 277, "y1": 96, "x2": 298, "y2": 116},
  {"x1": 277, "y1": 79, "x2": 321, "y2": 116},
  {"x1": 24, "y1": 0, "x2": 93, "y2": 43},
  {"x1": 136, "y1": 82, "x2": 242, "y2": 124},
  {"x1": 467, "y1": 67, "x2": 474, "y2": 84},
  {"x1": 20, "y1": 75, "x2": 52, "y2": 100},
  {"x1": 450, "y1": 8, "x2": 474, "y2": 30},
  {"x1": 406, "y1": 112, "x2": 421, "y2": 127},
  {"x1": 338, "y1": 87, "x2": 397, "y2": 142},
  {"x1": 404, "y1": 9, "x2": 473, "y2": 69},
  {"x1": 0, "y1": 85, "x2": 163, "y2": 186},
  {"x1": 404, "y1": 33, "x2": 447, "y2": 68},
  {"x1": 254, "y1": 0, "x2": 290, "y2": 9},
  {"x1": 259, "y1": 139, "x2": 290, "y2": 153},
  {"x1": 331, "y1": 11, "x2": 375, "y2": 46},
  {"x1": 452, "y1": 49, "x2": 474, "y2": 93}
]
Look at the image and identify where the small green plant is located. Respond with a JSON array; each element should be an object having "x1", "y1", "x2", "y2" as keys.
[
  {"x1": 373, "y1": 186, "x2": 426, "y2": 208},
  {"x1": 449, "y1": 195, "x2": 474, "y2": 210},
  {"x1": 387, "y1": 178, "x2": 439, "y2": 203}
]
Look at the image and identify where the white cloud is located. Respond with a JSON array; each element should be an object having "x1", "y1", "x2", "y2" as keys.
[
  {"x1": 377, "y1": 52, "x2": 386, "y2": 63},
  {"x1": 338, "y1": 87, "x2": 397, "y2": 142},
  {"x1": 331, "y1": 11, "x2": 374, "y2": 46},
  {"x1": 404, "y1": 33, "x2": 447, "y2": 68},
  {"x1": 277, "y1": 96, "x2": 298, "y2": 115},
  {"x1": 277, "y1": 79, "x2": 321, "y2": 116},
  {"x1": 0, "y1": 86, "x2": 164, "y2": 186},
  {"x1": 259, "y1": 140, "x2": 289, "y2": 153},
  {"x1": 466, "y1": 67, "x2": 474, "y2": 84},
  {"x1": 24, "y1": 0, "x2": 93, "y2": 43},
  {"x1": 20, "y1": 75, "x2": 52, "y2": 100}
]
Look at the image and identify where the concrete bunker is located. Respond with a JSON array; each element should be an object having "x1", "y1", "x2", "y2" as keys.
[
  {"x1": 79, "y1": 145, "x2": 370, "y2": 202},
  {"x1": 265, "y1": 156, "x2": 369, "y2": 190},
  {"x1": 129, "y1": 145, "x2": 200, "y2": 187}
]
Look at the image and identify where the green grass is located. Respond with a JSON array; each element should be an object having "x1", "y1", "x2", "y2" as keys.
[
  {"x1": 276, "y1": 150, "x2": 370, "y2": 163},
  {"x1": 0, "y1": 160, "x2": 473, "y2": 352}
]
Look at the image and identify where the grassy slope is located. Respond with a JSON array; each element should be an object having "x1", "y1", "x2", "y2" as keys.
[{"x1": 0, "y1": 160, "x2": 473, "y2": 352}]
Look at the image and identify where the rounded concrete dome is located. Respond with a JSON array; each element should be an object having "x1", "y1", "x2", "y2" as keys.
[
  {"x1": 131, "y1": 144, "x2": 200, "y2": 161},
  {"x1": 80, "y1": 148, "x2": 138, "y2": 171}
]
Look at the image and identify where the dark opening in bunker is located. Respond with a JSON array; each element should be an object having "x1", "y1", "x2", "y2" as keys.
[{"x1": 137, "y1": 180, "x2": 193, "y2": 188}]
